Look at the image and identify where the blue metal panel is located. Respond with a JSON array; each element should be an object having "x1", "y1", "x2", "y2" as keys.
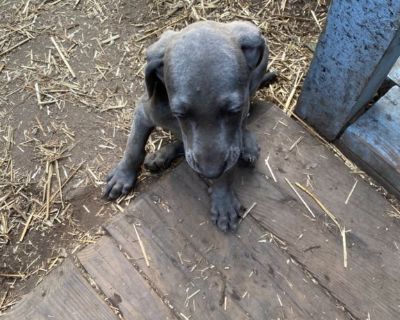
[
  {"x1": 339, "y1": 85, "x2": 400, "y2": 197},
  {"x1": 296, "y1": 0, "x2": 400, "y2": 141},
  {"x1": 388, "y1": 57, "x2": 400, "y2": 86}
]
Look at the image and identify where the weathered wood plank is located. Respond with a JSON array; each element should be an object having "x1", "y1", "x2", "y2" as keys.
[
  {"x1": 250, "y1": 105, "x2": 398, "y2": 257},
  {"x1": 388, "y1": 57, "x2": 400, "y2": 86},
  {"x1": 107, "y1": 169, "x2": 349, "y2": 319},
  {"x1": 1, "y1": 259, "x2": 117, "y2": 320},
  {"x1": 236, "y1": 172, "x2": 400, "y2": 319},
  {"x1": 296, "y1": 1, "x2": 400, "y2": 140},
  {"x1": 106, "y1": 199, "x2": 251, "y2": 320},
  {"x1": 338, "y1": 85, "x2": 400, "y2": 197},
  {"x1": 242, "y1": 106, "x2": 400, "y2": 319},
  {"x1": 78, "y1": 236, "x2": 176, "y2": 320}
]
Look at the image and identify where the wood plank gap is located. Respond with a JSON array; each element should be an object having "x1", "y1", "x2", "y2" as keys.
[
  {"x1": 71, "y1": 255, "x2": 125, "y2": 318},
  {"x1": 103, "y1": 234, "x2": 183, "y2": 320},
  {"x1": 1, "y1": 259, "x2": 118, "y2": 320},
  {"x1": 105, "y1": 201, "x2": 252, "y2": 320},
  {"x1": 78, "y1": 235, "x2": 177, "y2": 320}
]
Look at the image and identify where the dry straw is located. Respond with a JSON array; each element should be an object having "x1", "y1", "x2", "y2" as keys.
[
  {"x1": 4, "y1": 0, "x2": 397, "y2": 311},
  {"x1": 295, "y1": 183, "x2": 348, "y2": 268}
]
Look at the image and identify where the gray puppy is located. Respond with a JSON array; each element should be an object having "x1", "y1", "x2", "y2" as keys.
[{"x1": 105, "y1": 21, "x2": 274, "y2": 231}]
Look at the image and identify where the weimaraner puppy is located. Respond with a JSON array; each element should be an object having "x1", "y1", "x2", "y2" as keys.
[{"x1": 105, "y1": 21, "x2": 275, "y2": 231}]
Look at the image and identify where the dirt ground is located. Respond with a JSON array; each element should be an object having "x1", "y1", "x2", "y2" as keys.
[{"x1": 0, "y1": 0, "x2": 332, "y2": 311}]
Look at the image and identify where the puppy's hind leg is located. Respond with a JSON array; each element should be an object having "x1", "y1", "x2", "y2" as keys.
[
  {"x1": 104, "y1": 102, "x2": 154, "y2": 199},
  {"x1": 258, "y1": 71, "x2": 278, "y2": 89},
  {"x1": 144, "y1": 140, "x2": 184, "y2": 172}
]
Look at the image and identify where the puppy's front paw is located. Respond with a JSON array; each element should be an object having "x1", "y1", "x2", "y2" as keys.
[
  {"x1": 144, "y1": 152, "x2": 172, "y2": 172},
  {"x1": 104, "y1": 162, "x2": 137, "y2": 200},
  {"x1": 210, "y1": 188, "x2": 242, "y2": 232},
  {"x1": 240, "y1": 130, "x2": 260, "y2": 167}
]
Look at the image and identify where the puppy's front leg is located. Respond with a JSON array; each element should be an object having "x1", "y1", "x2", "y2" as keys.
[
  {"x1": 209, "y1": 169, "x2": 242, "y2": 232},
  {"x1": 240, "y1": 128, "x2": 260, "y2": 167},
  {"x1": 144, "y1": 140, "x2": 184, "y2": 172},
  {"x1": 104, "y1": 103, "x2": 154, "y2": 199}
]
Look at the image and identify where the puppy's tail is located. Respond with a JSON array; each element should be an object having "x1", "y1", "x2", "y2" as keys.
[{"x1": 258, "y1": 71, "x2": 278, "y2": 89}]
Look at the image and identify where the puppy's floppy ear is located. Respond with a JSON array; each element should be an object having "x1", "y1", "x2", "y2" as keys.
[
  {"x1": 241, "y1": 43, "x2": 264, "y2": 70},
  {"x1": 145, "y1": 30, "x2": 177, "y2": 98},
  {"x1": 227, "y1": 21, "x2": 267, "y2": 70},
  {"x1": 144, "y1": 59, "x2": 164, "y2": 98}
]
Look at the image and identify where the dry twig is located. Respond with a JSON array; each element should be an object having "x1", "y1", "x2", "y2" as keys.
[
  {"x1": 50, "y1": 37, "x2": 76, "y2": 78},
  {"x1": 295, "y1": 183, "x2": 348, "y2": 268},
  {"x1": 133, "y1": 224, "x2": 150, "y2": 267}
]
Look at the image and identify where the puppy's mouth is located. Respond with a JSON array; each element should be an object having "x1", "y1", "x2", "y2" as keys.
[
  {"x1": 185, "y1": 146, "x2": 240, "y2": 179},
  {"x1": 198, "y1": 161, "x2": 228, "y2": 179}
]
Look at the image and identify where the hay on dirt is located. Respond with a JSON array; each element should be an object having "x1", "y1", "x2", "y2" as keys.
[{"x1": 1, "y1": 0, "x2": 398, "y2": 313}]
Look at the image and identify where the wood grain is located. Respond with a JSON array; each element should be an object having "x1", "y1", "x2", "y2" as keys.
[
  {"x1": 240, "y1": 105, "x2": 400, "y2": 319},
  {"x1": 1, "y1": 259, "x2": 117, "y2": 320},
  {"x1": 106, "y1": 166, "x2": 349, "y2": 319},
  {"x1": 78, "y1": 236, "x2": 176, "y2": 320},
  {"x1": 106, "y1": 199, "x2": 251, "y2": 320}
]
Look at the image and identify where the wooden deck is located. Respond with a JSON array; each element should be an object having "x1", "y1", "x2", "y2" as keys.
[{"x1": 3, "y1": 104, "x2": 400, "y2": 320}]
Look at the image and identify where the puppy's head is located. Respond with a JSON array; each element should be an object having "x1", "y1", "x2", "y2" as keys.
[{"x1": 145, "y1": 21, "x2": 267, "y2": 179}]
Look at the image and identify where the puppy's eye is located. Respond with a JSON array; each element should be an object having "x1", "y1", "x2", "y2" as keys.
[
  {"x1": 172, "y1": 112, "x2": 187, "y2": 119},
  {"x1": 227, "y1": 107, "x2": 242, "y2": 115}
]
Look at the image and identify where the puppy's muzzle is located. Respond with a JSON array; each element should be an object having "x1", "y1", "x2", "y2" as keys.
[{"x1": 186, "y1": 146, "x2": 240, "y2": 179}]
